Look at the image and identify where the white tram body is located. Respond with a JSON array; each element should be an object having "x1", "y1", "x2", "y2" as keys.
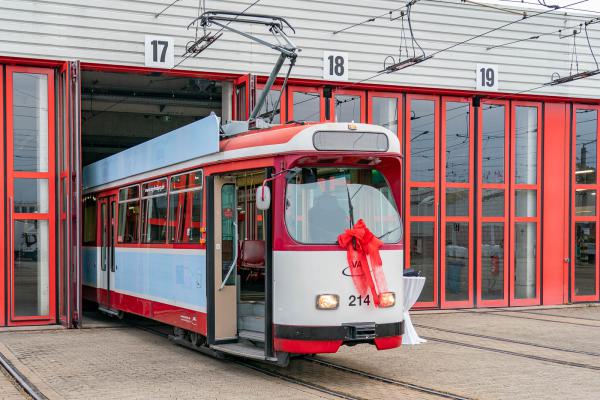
[{"x1": 82, "y1": 114, "x2": 405, "y2": 363}]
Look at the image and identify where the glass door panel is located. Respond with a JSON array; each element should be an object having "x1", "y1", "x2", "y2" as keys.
[
  {"x1": 478, "y1": 100, "x2": 509, "y2": 307},
  {"x1": 287, "y1": 86, "x2": 324, "y2": 122},
  {"x1": 332, "y1": 90, "x2": 365, "y2": 123},
  {"x1": 510, "y1": 103, "x2": 541, "y2": 306},
  {"x1": 441, "y1": 98, "x2": 474, "y2": 308},
  {"x1": 405, "y1": 95, "x2": 439, "y2": 307},
  {"x1": 6, "y1": 66, "x2": 56, "y2": 325},
  {"x1": 368, "y1": 93, "x2": 401, "y2": 136},
  {"x1": 571, "y1": 105, "x2": 600, "y2": 302}
]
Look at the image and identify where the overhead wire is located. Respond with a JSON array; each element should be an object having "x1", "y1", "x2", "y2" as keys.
[{"x1": 332, "y1": 1, "x2": 419, "y2": 35}]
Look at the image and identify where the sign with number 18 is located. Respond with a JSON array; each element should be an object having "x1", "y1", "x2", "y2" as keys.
[{"x1": 323, "y1": 51, "x2": 349, "y2": 81}]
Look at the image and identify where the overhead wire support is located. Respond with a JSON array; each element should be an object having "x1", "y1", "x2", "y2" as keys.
[
  {"x1": 332, "y1": 0, "x2": 420, "y2": 35},
  {"x1": 155, "y1": 0, "x2": 182, "y2": 18},
  {"x1": 545, "y1": 19, "x2": 600, "y2": 86},
  {"x1": 379, "y1": 1, "x2": 431, "y2": 74},
  {"x1": 428, "y1": 0, "x2": 589, "y2": 58}
]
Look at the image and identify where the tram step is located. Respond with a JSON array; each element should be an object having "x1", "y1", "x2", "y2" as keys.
[
  {"x1": 238, "y1": 329, "x2": 265, "y2": 343},
  {"x1": 238, "y1": 302, "x2": 265, "y2": 318},
  {"x1": 210, "y1": 342, "x2": 272, "y2": 361},
  {"x1": 238, "y1": 315, "x2": 265, "y2": 333}
]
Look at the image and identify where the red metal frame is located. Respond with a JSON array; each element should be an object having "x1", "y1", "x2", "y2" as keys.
[
  {"x1": 440, "y1": 97, "x2": 475, "y2": 308},
  {"x1": 509, "y1": 101, "x2": 542, "y2": 306},
  {"x1": 5, "y1": 66, "x2": 57, "y2": 325},
  {"x1": 405, "y1": 94, "x2": 440, "y2": 309},
  {"x1": 330, "y1": 89, "x2": 366, "y2": 123},
  {"x1": 0, "y1": 65, "x2": 4, "y2": 326},
  {"x1": 287, "y1": 85, "x2": 325, "y2": 122},
  {"x1": 477, "y1": 100, "x2": 510, "y2": 307},
  {"x1": 571, "y1": 104, "x2": 600, "y2": 303}
]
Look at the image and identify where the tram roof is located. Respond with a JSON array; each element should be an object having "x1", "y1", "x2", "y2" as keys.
[{"x1": 83, "y1": 118, "x2": 400, "y2": 193}]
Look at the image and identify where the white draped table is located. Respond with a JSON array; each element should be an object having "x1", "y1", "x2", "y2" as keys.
[{"x1": 402, "y1": 276, "x2": 427, "y2": 345}]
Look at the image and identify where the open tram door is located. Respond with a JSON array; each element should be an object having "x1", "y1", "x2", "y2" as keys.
[{"x1": 206, "y1": 172, "x2": 278, "y2": 363}]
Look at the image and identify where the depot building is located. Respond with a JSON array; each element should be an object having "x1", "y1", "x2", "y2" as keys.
[{"x1": 1, "y1": 0, "x2": 600, "y2": 327}]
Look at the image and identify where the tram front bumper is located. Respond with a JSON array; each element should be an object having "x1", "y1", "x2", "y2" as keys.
[{"x1": 273, "y1": 321, "x2": 404, "y2": 354}]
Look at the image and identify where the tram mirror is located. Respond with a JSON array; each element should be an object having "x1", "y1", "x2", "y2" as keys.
[{"x1": 256, "y1": 186, "x2": 271, "y2": 210}]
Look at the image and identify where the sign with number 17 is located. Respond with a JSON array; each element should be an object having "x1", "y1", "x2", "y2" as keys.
[{"x1": 145, "y1": 35, "x2": 175, "y2": 69}]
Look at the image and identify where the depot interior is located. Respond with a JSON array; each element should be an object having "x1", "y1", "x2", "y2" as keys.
[{"x1": 81, "y1": 71, "x2": 223, "y2": 166}]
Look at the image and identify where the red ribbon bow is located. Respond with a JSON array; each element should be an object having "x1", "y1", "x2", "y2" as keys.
[{"x1": 338, "y1": 219, "x2": 388, "y2": 307}]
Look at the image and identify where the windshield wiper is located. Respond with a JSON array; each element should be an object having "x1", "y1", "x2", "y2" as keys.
[
  {"x1": 378, "y1": 225, "x2": 403, "y2": 240},
  {"x1": 344, "y1": 180, "x2": 356, "y2": 229}
]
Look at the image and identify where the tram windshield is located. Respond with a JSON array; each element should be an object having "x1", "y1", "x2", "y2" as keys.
[{"x1": 285, "y1": 167, "x2": 402, "y2": 244}]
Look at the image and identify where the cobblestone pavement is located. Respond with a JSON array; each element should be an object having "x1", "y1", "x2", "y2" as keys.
[
  {"x1": 0, "y1": 305, "x2": 598, "y2": 400},
  {"x1": 0, "y1": 367, "x2": 25, "y2": 400}
]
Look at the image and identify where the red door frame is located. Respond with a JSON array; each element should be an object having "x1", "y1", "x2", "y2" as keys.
[
  {"x1": 330, "y1": 89, "x2": 366, "y2": 123},
  {"x1": 477, "y1": 100, "x2": 510, "y2": 307},
  {"x1": 6, "y1": 66, "x2": 57, "y2": 325},
  {"x1": 571, "y1": 104, "x2": 600, "y2": 303},
  {"x1": 0, "y1": 65, "x2": 4, "y2": 326},
  {"x1": 287, "y1": 85, "x2": 326, "y2": 122},
  {"x1": 405, "y1": 94, "x2": 440, "y2": 308},
  {"x1": 509, "y1": 101, "x2": 542, "y2": 306},
  {"x1": 440, "y1": 97, "x2": 475, "y2": 308}
]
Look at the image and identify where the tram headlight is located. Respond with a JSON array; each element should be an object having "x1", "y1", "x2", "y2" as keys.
[
  {"x1": 316, "y1": 294, "x2": 339, "y2": 310},
  {"x1": 379, "y1": 292, "x2": 396, "y2": 308}
]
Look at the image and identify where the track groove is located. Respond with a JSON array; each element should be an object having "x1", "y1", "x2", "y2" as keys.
[
  {"x1": 424, "y1": 336, "x2": 600, "y2": 371},
  {"x1": 415, "y1": 324, "x2": 600, "y2": 357}
]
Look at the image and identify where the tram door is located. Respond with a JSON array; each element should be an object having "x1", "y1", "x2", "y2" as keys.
[
  {"x1": 98, "y1": 195, "x2": 117, "y2": 311},
  {"x1": 210, "y1": 176, "x2": 238, "y2": 341}
]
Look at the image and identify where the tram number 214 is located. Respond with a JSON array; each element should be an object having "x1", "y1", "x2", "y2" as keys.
[{"x1": 348, "y1": 294, "x2": 371, "y2": 306}]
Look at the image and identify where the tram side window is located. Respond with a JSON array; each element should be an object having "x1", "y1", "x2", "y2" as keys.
[
  {"x1": 118, "y1": 185, "x2": 140, "y2": 243},
  {"x1": 141, "y1": 179, "x2": 168, "y2": 243},
  {"x1": 83, "y1": 196, "x2": 97, "y2": 245},
  {"x1": 168, "y1": 170, "x2": 203, "y2": 243}
]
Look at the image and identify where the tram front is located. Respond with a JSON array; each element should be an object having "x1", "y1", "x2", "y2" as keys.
[{"x1": 269, "y1": 123, "x2": 405, "y2": 354}]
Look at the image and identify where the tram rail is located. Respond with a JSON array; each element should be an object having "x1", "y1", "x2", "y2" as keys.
[{"x1": 0, "y1": 351, "x2": 45, "y2": 400}]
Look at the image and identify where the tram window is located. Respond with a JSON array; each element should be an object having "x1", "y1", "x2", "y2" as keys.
[
  {"x1": 118, "y1": 185, "x2": 140, "y2": 244},
  {"x1": 285, "y1": 168, "x2": 402, "y2": 244},
  {"x1": 168, "y1": 170, "x2": 203, "y2": 243},
  {"x1": 141, "y1": 179, "x2": 168, "y2": 243},
  {"x1": 82, "y1": 196, "x2": 97, "y2": 245}
]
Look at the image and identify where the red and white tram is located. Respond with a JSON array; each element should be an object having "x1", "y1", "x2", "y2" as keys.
[{"x1": 82, "y1": 114, "x2": 405, "y2": 364}]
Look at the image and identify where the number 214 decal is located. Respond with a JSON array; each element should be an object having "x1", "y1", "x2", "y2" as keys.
[{"x1": 348, "y1": 294, "x2": 370, "y2": 306}]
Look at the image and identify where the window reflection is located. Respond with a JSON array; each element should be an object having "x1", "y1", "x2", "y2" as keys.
[
  {"x1": 575, "y1": 189, "x2": 596, "y2": 216},
  {"x1": 372, "y1": 97, "x2": 398, "y2": 134},
  {"x1": 514, "y1": 222, "x2": 537, "y2": 299},
  {"x1": 482, "y1": 104, "x2": 505, "y2": 183},
  {"x1": 255, "y1": 89, "x2": 281, "y2": 123},
  {"x1": 446, "y1": 188, "x2": 469, "y2": 216},
  {"x1": 335, "y1": 95, "x2": 361, "y2": 122},
  {"x1": 411, "y1": 222, "x2": 435, "y2": 302},
  {"x1": 481, "y1": 223, "x2": 504, "y2": 300},
  {"x1": 410, "y1": 187, "x2": 434, "y2": 216},
  {"x1": 445, "y1": 222, "x2": 469, "y2": 301},
  {"x1": 575, "y1": 109, "x2": 597, "y2": 184},
  {"x1": 575, "y1": 222, "x2": 597, "y2": 296},
  {"x1": 515, "y1": 107, "x2": 538, "y2": 184},
  {"x1": 410, "y1": 100, "x2": 435, "y2": 182},
  {"x1": 445, "y1": 102, "x2": 470, "y2": 183},
  {"x1": 293, "y1": 92, "x2": 321, "y2": 122},
  {"x1": 13, "y1": 73, "x2": 49, "y2": 172}
]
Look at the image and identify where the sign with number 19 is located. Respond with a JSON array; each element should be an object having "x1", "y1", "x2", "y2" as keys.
[{"x1": 476, "y1": 64, "x2": 499, "y2": 91}]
